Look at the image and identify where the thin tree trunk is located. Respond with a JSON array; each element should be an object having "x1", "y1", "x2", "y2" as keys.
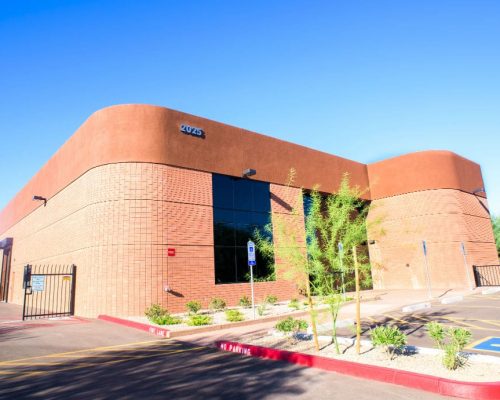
[
  {"x1": 331, "y1": 303, "x2": 340, "y2": 354},
  {"x1": 353, "y1": 246, "x2": 361, "y2": 355},
  {"x1": 306, "y1": 279, "x2": 320, "y2": 351}
]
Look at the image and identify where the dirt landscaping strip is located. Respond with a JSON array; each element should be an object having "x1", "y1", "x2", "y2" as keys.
[
  {"x1": 99, "y1": 305, "x2": 334, "y2": 339},
  {"x1": 216, "y1": 340, "x2": 500, "y2": 400}
]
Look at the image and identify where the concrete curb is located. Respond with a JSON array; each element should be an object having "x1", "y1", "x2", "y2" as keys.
[
  {"x1": 482, "y1": 288, "x2": 500, "y2": 295},
  {"x1": 440, "y1": 295, "x2": 464, "y2": 305},
  {"x1": 216, "y1": 340, "x2": 500, "y2": 400},
  {"x1": 402, "y1": 302, "x2": 431, "y2": 313},
  {"x1": 98, "y1": 315, "x2": 171, "y2": 338}
]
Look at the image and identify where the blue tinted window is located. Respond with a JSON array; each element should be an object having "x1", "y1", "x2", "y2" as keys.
[
  {"x1": 212, "y1": 173, "x2": 274, "y2": 284},
  {"x1": 212, "y1": 174, "x2": 234, "y2": 209}
]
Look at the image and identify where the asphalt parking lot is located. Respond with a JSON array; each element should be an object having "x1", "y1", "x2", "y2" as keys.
[
  {"x1": 0, "y1": 338, "x2": 453, "y2": 400},
  {"x1": 0, "y1": 301, "x2": 453, "y2": 400},
  {"x1": 337, "y1": 291, "x2": 500, "y2": 355}
]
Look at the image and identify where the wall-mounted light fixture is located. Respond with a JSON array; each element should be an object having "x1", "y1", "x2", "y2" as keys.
[
  {"x1": 242, "y1": 168, "x2": 256, "y2": 177},
  {"x1": 472, "y1": 187, "x2": 485, "y2": 195},
  {"x1": 32, "y1": 195, "x2": 47, "y2": 206}
]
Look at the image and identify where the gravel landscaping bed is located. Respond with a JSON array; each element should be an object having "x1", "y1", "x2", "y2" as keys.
[
  {"x1": 127, "y1": 301, "x2": 327, "y2": 332},
  {"x1": 246, "y1": 334, "x2": 500, "y2": 382}
]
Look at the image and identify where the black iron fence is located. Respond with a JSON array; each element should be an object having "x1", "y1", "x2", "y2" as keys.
[
  {"x1": 22, "y1": 264, "x2": 77, "y2": 320},
  {"x1": 473, "y1": 265, "x2": 500, "y2": 287}
]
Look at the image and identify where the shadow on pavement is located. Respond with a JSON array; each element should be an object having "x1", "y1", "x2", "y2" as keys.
[{"x1": 0, "y1": 340, "x2": 317, "y2": 400}]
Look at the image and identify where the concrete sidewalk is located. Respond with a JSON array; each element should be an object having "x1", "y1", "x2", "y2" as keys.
[{"x1": 0, "y1": 302, "x2": 23, "y2": 322}]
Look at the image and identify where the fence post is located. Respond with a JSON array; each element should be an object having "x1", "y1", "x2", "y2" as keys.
[
  {"x1": 70, "y1": 264, "x2": 77, "y2": 316},
  {"x1": 22, "y1": 264, "x2": 32, "y2": 321}
]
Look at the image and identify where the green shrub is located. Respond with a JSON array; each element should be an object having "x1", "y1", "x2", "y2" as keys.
[
  {"x1": 265, "y1": 294, "x2": 278, "y2": 305},
  {"x1": 443, "y1": 345, "x2": 464, "y2": 370},
  {"x1": 426, "y1": 323, "x2": 472, "y2": 370},
  {"x1": 186, "y1": 300, "x2": 202, "y2": 314},
  {"x1": 427, "y1": 321, "x2": 446, "y2": 349},
  {"x1": 145, "y1": 304, "x2": 167, "y2": 321},
  {"x1": 275, "y1": 317, "x2": 308, "y2": 334},
  {"x1": 257, "y1": 303, "x2": 267, "y2": 316},
  {"x1": 209, "y1": 298, "x2": 227, "y2": 312},
  {"x1": 187, "y1": 314, "x2": 213, "y2": 326},
  {"x1": 449, "y1": 327, "x2": 472, "y2": 349},
  {"x1": 145, "y1": 304, "x2": 182, "y2": 325},
  {"x1": 239, "y1": 296, "x2": 252, "y2": 308},
  {"x1": 225, "y1": 309, "x2": 245, "y2": 322},
  {"x1": 427, "y1": 323, "x2": 472, "y2": 369},
  {"x1": 370, "y1": 326, "x2": 407, "y2": 359},
  {"x1": 288, "y1": 298, "x2": 300, "y2": 310},
  {"x1": 152, "y1": 314, "x2": 183, "y2": 325}
]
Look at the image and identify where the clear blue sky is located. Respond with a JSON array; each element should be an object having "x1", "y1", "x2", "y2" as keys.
[{"x1": 1, "y1": 1, "x2": 499, "y2": 215}]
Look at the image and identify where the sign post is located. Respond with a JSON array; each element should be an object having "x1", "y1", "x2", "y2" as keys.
[
  {"x1": 460, "y1": 242, "x2": 474, "y2": 290},
  {"x1": 422, "y1": 240, "x2": 432, "y2": 299},
  {"x1": 247, "y1": 240, "x2": 256, "y2": 320},
  {"x1": 338, "y1": 242, "x2": 346, "y2": 300}
]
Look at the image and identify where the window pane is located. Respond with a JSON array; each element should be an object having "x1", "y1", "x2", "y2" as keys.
[
  {"x1": 214, "y1": 247, "x2": 236, "y2": 284},
  {"x1": 234, "y1": 210, "x2": 253, "y2": 225},
  {"x1": 235, "y1": 223, "x2": 252, "y2": 246},
  {"x1": 255, "y1": 249, "x2": 275, "y2": 280},
  {"x1": 235, "y1": 247, "x2": 249, "y2": 282},
  {"x1": 303, "y1": 192, "x2": 312, "y2": 217},
  {"x1": 212, "y1": 173, "x2": 273, "y2": 284},
  {"x1": 214, "y1": 222, "x2": 235, "y2": 246},
  {"x1": 213, "y1": 208, "x2": 233, "y2": 224},
  {"x1": 213, "y1": 174, "x2": 233, "y2": 209},
  {"x1": 234, "y1": 179, "x2": 253, "y2": 210},
  {"x1": 253, "y1": 181, "x2": 271, "y2": 212},
  {"x1": 252, "y1": 212, "x2": 270, "y2": 226}
]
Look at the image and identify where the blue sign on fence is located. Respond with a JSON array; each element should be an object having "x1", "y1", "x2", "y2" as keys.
[
  {"x1": 32, "y1": 275, "x2": 45, "y2": 292},
  {"x1": 470, "y1": 337, "x2": 500, "y2": 353}
]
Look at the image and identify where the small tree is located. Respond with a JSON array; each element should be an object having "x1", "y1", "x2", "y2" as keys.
[
  {"x1": 255, "y1": 168, "x2": 321, "y2": 350},
  {"x1": 306, "y1": 174, "x2": 371, "y2": 354},
  {"x1": 255, "y1": 171, "x2": 378, "y2": 353}
]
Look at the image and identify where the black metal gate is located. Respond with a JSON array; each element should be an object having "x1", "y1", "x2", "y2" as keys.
[
  {"x1": 22, "y1": 264, "x2": 77, "y2": 320},
  {"x1": 473, "y1": 265, "x2": 500, "y2": 287}
]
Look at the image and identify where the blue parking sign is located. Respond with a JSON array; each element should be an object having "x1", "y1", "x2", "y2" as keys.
[{"x1": 247, "y1": 240, "x2": 256, "y2": 266}]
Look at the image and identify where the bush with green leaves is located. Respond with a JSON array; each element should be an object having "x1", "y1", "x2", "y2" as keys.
[
  {"x1": 145, "y1": 304, "x2": 167, "y2": 321},
  {"x1": 288, "y1": 298, "x2": 301, "y2": 310},
  {"x1": 257, "y1": 303, "x2": 267, "y2": 316},
  {"x1": 370, "y1": 326, "x2": 407, "y2": 359},
  {"x1": 152, "y1": 314, "x2": 183, "y2": 325},
  {"x1": 209, "y1": 298, "x2": 227, "y2": 312},
  {"x1": 427, "y1": 321, "x2": 446, "y2": 349},
  {"x1": 265, "y1": 294, "x2": 278, "y2": 305},
  {"x1": 275, "y1": 317, "x2": 308, "y2": 334},
  {"x1": 239, "y1": 296, "x2": 252, "y2": 308},
  {"x1": 145, "y1": 304, "x2": 182, "y2": 325},
  {"x1": 225, "y1": 309, "x2": 245, "y2": 322},
  {"x1": 186, "y1": 300, "x2": 202, "y2": 314},
  {"x1": 426, "y1": 322, "x2": 472, "y2": 370},
  {"x1": 187, "y1": 314, "x2": 213, "y2": 326}
]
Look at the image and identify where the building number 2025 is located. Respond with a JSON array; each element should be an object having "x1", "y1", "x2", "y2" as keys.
[{"x1": 180, "y1": 124, "x2": 204, "y2": 138}]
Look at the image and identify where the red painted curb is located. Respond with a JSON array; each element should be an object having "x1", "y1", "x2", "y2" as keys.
[
  {"x1": 98, "y1": 315, "x2": 170, "y2": 338},
  {"x1": 215, "y1": 340, "x2": 500, "y2": 400}
]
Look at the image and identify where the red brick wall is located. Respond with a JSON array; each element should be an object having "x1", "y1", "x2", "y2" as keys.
[
  {"x1": 368, "y1": 189, "x2": 498, "y2": 290},
  {"x1": 4, "y1": 163, "x2": 299, "y2": 317}
]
